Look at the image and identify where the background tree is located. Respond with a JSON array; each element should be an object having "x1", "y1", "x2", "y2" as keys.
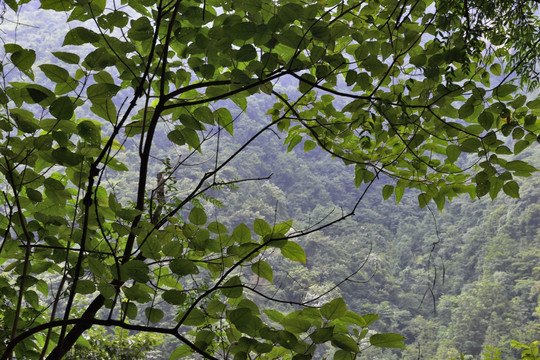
[{"x1": 0, "y1": 0, "x2": 539, "y2": 359}]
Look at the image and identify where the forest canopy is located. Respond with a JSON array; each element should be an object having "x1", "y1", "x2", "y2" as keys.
[{"x1": 0, "y1": 0, "x2": 539, "y2": 358}]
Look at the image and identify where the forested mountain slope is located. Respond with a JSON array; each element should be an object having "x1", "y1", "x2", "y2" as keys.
[
  {"x1": 1, "y1": 0, "x2": 539, "y2": 358},
  {"x1": 118, "y1": 97, "x2": 540, "y2": 359}
]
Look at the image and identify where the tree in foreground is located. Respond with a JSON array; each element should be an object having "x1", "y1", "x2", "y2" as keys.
[{"x1": 0, "y1": 0, "x2": 539, "y2": 358}]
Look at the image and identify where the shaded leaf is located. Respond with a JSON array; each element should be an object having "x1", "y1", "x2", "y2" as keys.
[
  {"x1": 145, "y1": 307, "x2": 164, "y2": 323},
  {"x1": 11, "y1": 49, "x2": 36, "y2": 71},
  {"x1": 123, "y1": 260, "x2": 150, "y2": 283},
  {"x1": 50, "y1": 97, "x2": 74, "y2": 120},
  {"x1": 162, "y1": 290, "x2": 187, "y2": 305},
  {"x1": 170, "y1": 259, "x2": 199, "y2": 276},
  {"x1": 189, "y1": 207, "x2": 207, "y2": 225},
  {"x1": 369, "y1": 333, "x2": 406, "y2": 349},
  {"x1": 321, "y1": 298, "x2": 347, "y2": 320}
]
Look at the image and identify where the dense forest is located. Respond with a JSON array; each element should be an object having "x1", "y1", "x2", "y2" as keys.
[
  {"x1": 112, "y1": 97, "x2": 539, "y2": 359},
  {"x1": 51, "y1": 93, "x2": 540, "y2": 359},
  {"x1": 1, "y1": 0, "x2": 539, "y2": 359}
]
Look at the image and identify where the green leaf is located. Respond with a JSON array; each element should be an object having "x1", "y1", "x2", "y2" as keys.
[
  {"x1": 490, "y1": 63, "x2": 501, "y2": 76},
  {"x1": 394, "y1": 184, "x2": 405, "y2": 204},
  {"x1": 504, "y1": 160, "x2": 536, "y2": 172},
  {"x1": 123, "y1": 260, "x2": 150, "y2": 282},
  {"x1": 145, "y1": 307, "x2": 164, "y2": 323},
  {"x1": 458, "y1": 103, "x2": 474, "y2": 119},
  {"x1": 11, "y1": 49, "x2": 36, "y2": 71},
  {"x1": 91, "y1": 98, "x2": 117, "y2": 123},
  {"x1": 251, "y1": 260, "x2": 273, "y2": 283},
  {"x1": 41, "y1": 0, "x2": 74, "y2": 11},
  {"x1": 189, "y1": 207, "x2": 207, "y2": 225},
  {"x1": 3, "y1": 0, "x2": 17, "y2": 11},
  {"x1": 369, "y1": 333, "x2": 406, "y2": 349},
  {"x1": 215, "y1": 108, "x2": 234, "y2": 135},
  {"x1": 44, "y1": 178, "x2": 65, "y2": 190},
  {"x1": 478, "y1": 111, "x2": 494, "y2": 130},
  {"x1": 122, "y1": 301, "x2": 138, "y2": 319},
  {"x1": 410, "y1": 54, "x2": 427, "y2": 67},
  {"x1": 304, "y1": 140, "x2": 317, "y2": 152},
  {"x1": 272, "y1": 220, "x2": 293, "y2": 236},
  {"x1": 84, "y1": 48, "x2": 117, "y2": 70},
  {"x1": 10, "y1": 109, "x2": 39, "y2": 133},
  {"x1": 277, "y1": 330, "x2": 298, "y2": 349},
  {"x1": 321, "y1": 298, "x2": 347, "y2": 320},
  {"x1": 167, "y1": 129, "x2": 185, "y2": 145},
  {"x1": 75, "y1": 279, "x2": 96, "y2": 294},
  {"x1": 334, "y1": 350, "x2": 355, "y2": 360},
  {"x1": 287, "y1": 134, "x2": 302, "y2": 152},
  {"x1": 460, "y1": 138, "x2": 482, "y2": 153},
  {"x1": 128, "y1": 17, "x2": 154, "y2": 41},
  {"x1": 280, "y1": 241, "x2": 306, "y2": 263},
  {"x1": 514, "y1": 140, "x2": 529, "y2": 155},
  {"x1": 182, "y1": 128, "x2": 200, "y2": 149},
  {"x1": 418, "y1": 193, "x2": 431, "y2": 209},
  {"x1": 87, "y1": 83, "x2": 121, "y2": 101},
  {"x1": 446, "y1": 144, "x2": 461, "y2": 163},
  {"x1": 162, "y1": 289, "x2": 187, "y2": 305},
  {"x1": 24, "y1": 85, "x2": 55, "y2": 104},
  {"x1": 170, "y1": 259, "x2": 199, "y2": 276},
  {"x1": 341, "y1": 312, "x2": 378, "y2": 327},
  {"x1": 229, "y1": 308, "x2": 253, "y2": 328},
  {"x1": 97, "y1": 283, "x2": 115, "y2": 298},
  {"x1": 87, "y1": 257, "x2": 106, "y2": 277},
  {"x1": 180, "y1": 308, "x2": 206, "y2": 326},
  {"x1": 254, "y1": 219, "x2": 271, "y2": 237},
  {"x1": 25, "y1": 290, "x2": 39, "y2": 308},
  {"x1": 50, "y1": 97, "x2": 74, "y2": 120},
  {"x1": 527, "y1": 98, "x2": 540, "y2": 109},
  {"x1": 63, "y1": 27, "x2": 100, "y2": 45},
  {"x1": 123, "y1": 284, "x2": 152, "y2": 303},
  {"x1": 52, "y1": 147, "x2": 83, "y2": 166},
  {"x1": 11, "y1": 109, "x2": 39, "y2": 133},
  {"x1": 331, "y1": 334, "x2": 359, "y2": 353},
  {"x1": 141, "y1": 236, "x2": 161, "y2": 260},
  {"x1": 502, "y1": 180, "x2": 520, "y2": 198},
  {"x1": 36, "y1": 280, "x2": 48, "y2": 296},
  {"x1": 263, "y1": 309, "x2": 284, "y2": 323},
  {"x1": 0, "y1": 89, "x2": 8, "y2": 106},
  {"x1": 195, "y1": 330, "x2": 215, "y2": 351},
  {"x1": 208, "y1": 221, "x2": 227, "y2": 234},
  {"x1": 104, "y1": 157, "x2": 128, "y2": 171},
  {"x1": 281, "y1": 316, "x2": 311, "y2": 334},
  {"x1": 382, "y1": 185, "x2": 394, "y2": 200},
  {"x1": 310, "y1": 326, "x2": 334, "y2": 344},
  {"x1": 26, "y1": 188, "x2": 43, "y2": 203},
  {"x1": 52, "y1": 51, "x2": 80, "y2": 64},
  {"x1": 40, "y1": 64, "x2": 70, "y2": 83},
  {"x1": 206, "y1": 299, "x2": 227, "y2": 316},
  {"x1": 494, "y1": 84, "x2": 517, "y2": 98},
  {"x1": 94, "y1": 71, "x2": 115, "y2": 84},
  {"x1": 221, "y1": 276, "x2": 243, "y2": 298},
  {"x1": 236, "y1": 45, "x2": 257, "y2": 62},
  {"x1": 232, "y1": 223, "x2": 252, "y2": 244},
  {"x1": 170, "y1": 345, "x2": 193, "y2": 359},
  {"x1": 77, "y1": 120, "x2": 101, "y2": 144}
]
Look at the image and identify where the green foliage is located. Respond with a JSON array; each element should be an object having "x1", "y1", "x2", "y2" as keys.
[
  {"x1": 63, "y1": 327, "x2": 163, "y2": 359},
  {"x1": 483, "y1": 341, "x2": 540, "y2": 360},
  {"x1": 512, "y1": 340, "x2": 540, "y2": 359},
  {"x1": 0, "y1": 0, "x2": 539, "y2": 358}
]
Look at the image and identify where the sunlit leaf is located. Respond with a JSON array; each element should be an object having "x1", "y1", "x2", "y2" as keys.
[{"x1": 280, "y1": 241, "x2": 306, "y2": 263}]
